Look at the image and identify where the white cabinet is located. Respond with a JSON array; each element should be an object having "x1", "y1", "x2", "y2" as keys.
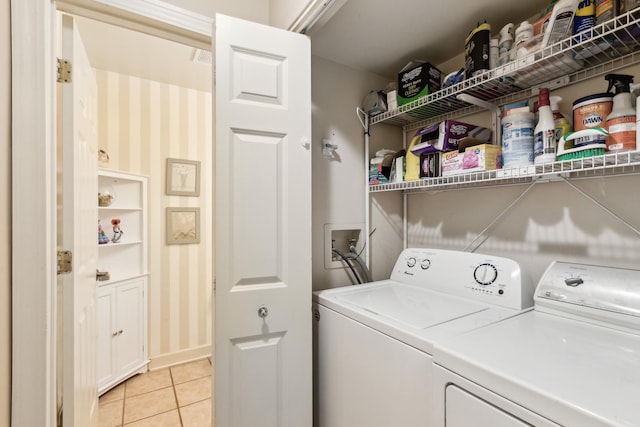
[
  {"x1": 97, "y1": 277, "x2": 148, "y2": 394},
  {"x1": 97, "y1": 170, "x2": 148, "y2": 394}
]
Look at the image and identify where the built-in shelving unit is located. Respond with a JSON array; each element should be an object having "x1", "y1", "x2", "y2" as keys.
[{"x1": 97, "y1": 169, "x2": 149, "y2": 395}]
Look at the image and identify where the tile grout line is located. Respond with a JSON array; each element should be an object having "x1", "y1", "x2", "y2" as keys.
[{"x1": 169, "y1": 366, "x2": 186, "y2": 427}]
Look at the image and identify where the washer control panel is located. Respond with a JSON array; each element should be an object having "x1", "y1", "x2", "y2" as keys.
[{"x1": 390, "y1": 248, "x2": 532, "y2": 310}]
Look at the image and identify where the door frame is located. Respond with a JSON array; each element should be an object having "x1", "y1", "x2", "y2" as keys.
[{"x1": 11, "y1": 1, "x2": 211, "y2": 425}]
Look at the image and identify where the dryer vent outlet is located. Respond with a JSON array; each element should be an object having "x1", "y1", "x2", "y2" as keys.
[{"x1": 324, "y1": 223, "x2": 364, "y2": 269}]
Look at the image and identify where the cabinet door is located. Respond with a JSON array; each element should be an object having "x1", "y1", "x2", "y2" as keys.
[
  {"x1": 97, "y1": 288, "x2": 115, "y2": 388},
  {"x1": 114, "y1": 278, "x2": 146, "y2": 376}
]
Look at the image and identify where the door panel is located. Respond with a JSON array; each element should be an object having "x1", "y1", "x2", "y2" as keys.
[
  {"x1": 115, "y1": 280, "x2": 144, "y2": 375},
  {"x1": 215, "y1": 14, "x2": 312, "y2": 427},
  {"x1": 96, "y1": 289, "x2": 115, "y2": 387},
  {"x1": 61, "y1": 14, "x2": 99, "y2": 427}
]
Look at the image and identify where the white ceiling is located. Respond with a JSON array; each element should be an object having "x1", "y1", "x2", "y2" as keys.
[
  {"x1": 74, "y1": 0, "x2": 551, "y2": 93},
  {"x1": 75, "y1": 16, "x2": 212, "y2": 93},
  {"x1": 310, "y1": 0, "x2": 551, "y2": 79}
]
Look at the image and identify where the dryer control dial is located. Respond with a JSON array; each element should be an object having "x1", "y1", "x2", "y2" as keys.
[
  {"x1": 406, "y1": 257, "x2": 417, "y2": 268},
  {"x1": 474, "y1": 263, "x2": 498, "y2": 286},
  {"x1": 420, "y1": 259, "x2": 431, "y2": 270}
]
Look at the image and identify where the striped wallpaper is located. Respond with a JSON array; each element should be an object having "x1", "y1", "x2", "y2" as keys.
[{"x1": 95, "y1": 69, "x2": 213, "y2": 366}]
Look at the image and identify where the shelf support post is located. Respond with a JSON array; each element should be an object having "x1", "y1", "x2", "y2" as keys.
[{"x1": 457, "y1": 94, "x2": 502, "y2": 146}]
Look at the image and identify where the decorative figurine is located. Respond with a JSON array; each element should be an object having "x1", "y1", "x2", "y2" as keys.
[
  {"x1": 111, "y1": 218, "x2": 123, "y2": 243},
  {"x1": 98, "y1": 220, "x2": 110, "y2": 244}
]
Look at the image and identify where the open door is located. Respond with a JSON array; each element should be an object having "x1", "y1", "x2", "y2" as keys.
[
  {"x1": 214, "y1": 14, "x2": 312, "y2": 427},
  {"x1": 60, "y1": 14, "x2": 99, "y2": 427}
]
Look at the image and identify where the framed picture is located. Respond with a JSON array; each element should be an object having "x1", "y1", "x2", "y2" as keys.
[
  {"x1": 166, "y1": 158, "x2": 200, "y2": 196},
  {"x1": 166, "y1": 207, "x2": 200, "y2": 244}
]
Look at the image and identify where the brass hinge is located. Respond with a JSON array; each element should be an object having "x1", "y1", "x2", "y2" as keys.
[
  {"x1": 57, "y1": 250, "x2": 72, "y2": 275},
  {"x1": 57, "y1": 58, "x2": 72, "y2": 83}
]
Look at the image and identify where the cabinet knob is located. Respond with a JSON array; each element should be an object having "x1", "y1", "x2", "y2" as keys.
[
  {"x1": 118, "y1": 329, "x2": 123, "y2": 335},
  {"x1": 112, "y1": 331, "x2": 118, "y2": 337}
]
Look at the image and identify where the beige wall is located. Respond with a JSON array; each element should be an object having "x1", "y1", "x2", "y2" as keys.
[
  {"x1": 95, "y1": 70, "x2": 213, "y2": 365},
  {"x1": 1, "y1": 0, "x2": 10, "y2": 423},
  {"x1": 311, "y1": 55, "x2": 403, "y2": 289}
]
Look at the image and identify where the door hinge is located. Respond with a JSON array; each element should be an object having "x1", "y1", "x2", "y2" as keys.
[
  {"x1": 57, "y1": 407, "x2": 63, "y2": 427},
  {"x1": 57, "y1": 250, "x2": 73, "y2": 275},
  {"x1": 57, "y1": 58, "x2": 72, "y2": 83}
]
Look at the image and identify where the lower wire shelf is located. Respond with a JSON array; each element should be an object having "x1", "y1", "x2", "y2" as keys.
[{"x1": 370, "y1": 150, "x2": 640, "y2": 193}]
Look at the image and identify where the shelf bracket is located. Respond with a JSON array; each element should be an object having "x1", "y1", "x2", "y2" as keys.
[{"x1": 456, "y1": 94, "x2": 502, "y2": 146}]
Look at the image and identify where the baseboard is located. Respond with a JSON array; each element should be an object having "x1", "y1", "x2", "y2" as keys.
[{"x1": 148, "y1": 344, "x2": 212, "y2": 370}]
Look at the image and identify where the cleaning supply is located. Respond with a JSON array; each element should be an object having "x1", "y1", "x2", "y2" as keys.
[
  {"x1": 502, "y1": 106, "x2": 535, "y2": 168},
  {"x1": 556, "y1": 128, "x2": 608, "y2": 161},
  {"x1": 595, "y1": 0, "x2": 620, "y2": 25},
  {"x1": 604, "y1": 73, "x2": 637, "y2": 152},
  {"x1": 542, "y1": 0, "x2": 579, "y2": 48},
  {"x1": 574, "y1": 0, "x2": 596, "y2": 42},
  {"x1": 534, "y1": 88, "x2": 557, "y2": 164},
  {"x1": 572, "y1": 92, "x2": 613, "y2": 147},
  {"x1": 465, "y1": 21, "x2": 491, "y2": 79},
  {"x1": 550, "y1": 96, "x2": 573, "y2": 151}
]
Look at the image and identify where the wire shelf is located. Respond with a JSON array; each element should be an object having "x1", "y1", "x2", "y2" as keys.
[
  {"x1": 369, "y1": 9, "x2": 640, "y2": 130},
  {"x1": 369, "y1": 151, "x2": 640, "y2": 193}
]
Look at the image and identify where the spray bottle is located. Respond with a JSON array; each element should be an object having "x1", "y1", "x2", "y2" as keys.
[
  {"x1": 534, "y1": 88, "x2": 557, "y2": 164},
  {"x1": 604, "y1": 74, "x2": 636, "y2": 152}
]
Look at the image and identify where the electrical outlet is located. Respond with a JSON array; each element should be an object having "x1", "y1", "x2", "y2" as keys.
[{"x1": 324, "y1": 223, "x2": 365, "y2": 269}]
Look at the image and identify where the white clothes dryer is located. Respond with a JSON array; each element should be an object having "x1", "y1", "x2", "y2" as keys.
[
  {"x1": 433, "y1": 261, "x2": 640, "y2": 427},
  {"x1": 313, "y1": 248, "x2": 534, "y2": 427}
]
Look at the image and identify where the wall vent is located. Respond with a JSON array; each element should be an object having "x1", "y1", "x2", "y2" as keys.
[{"x1": 192, "y1": 48, "x2": 212, "y2": 65}]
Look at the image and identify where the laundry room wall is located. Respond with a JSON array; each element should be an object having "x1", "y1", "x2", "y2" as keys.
[
  {"x1": 0, "y1": 0, "x2": 10, "y2": 423},
  {"x1": 95, "y1": 69, "x2": 214, "y2": 368},
  {"x1": 400, "y1": 63, "x2": 640, "y2": 285},
  {"x1": 311, "y1": 55, "x2": 404, "y2": 290}
]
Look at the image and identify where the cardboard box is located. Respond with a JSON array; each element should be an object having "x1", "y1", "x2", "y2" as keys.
[
  {"x1": 397, "y1": 61, "x2": 442, "y2": 106},
  {"x1": 441, "y1": 144, "x2": 502, "y2": 176},
  {"x1": 409, "y1": 120, "x2": 492, "y2": 155}
]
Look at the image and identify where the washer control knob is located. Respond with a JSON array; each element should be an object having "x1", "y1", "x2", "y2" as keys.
[
  {"x1": 420, "y1": 259, "x2": 431, "y2": 270},
  {"x1": 474, "y1": 263, "x2": 498, "y2": 286},
  {"x1": 406, "y1": 257, "x2": 417, "y2": 268}
]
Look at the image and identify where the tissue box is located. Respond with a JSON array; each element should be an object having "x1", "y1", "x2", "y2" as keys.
[
  {"x1": 441, "y1": 144, "x2": 502, "y2": 176},
  {"x1": 397, "y1": 61, "x2": 442, "y2": 106},
  {"x1": 410, "y1": 120, "x2": 492, "y2": 155}
]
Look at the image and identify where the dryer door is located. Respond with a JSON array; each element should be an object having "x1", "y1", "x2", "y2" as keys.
[{"x1": 445, "y1": 385, "x2": 555, "y2": 427}]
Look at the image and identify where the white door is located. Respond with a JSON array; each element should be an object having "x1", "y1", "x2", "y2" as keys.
[
  {"x1": 214, "y1": 14, "x2": 312, "y2": 427},
  {"x1": 60, "y1": 14, "x2": 99, "y2": 427}
]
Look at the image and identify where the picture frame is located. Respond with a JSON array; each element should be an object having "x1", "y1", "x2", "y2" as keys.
[
  {"x1": 166, "y1": 158, "x2": 200, "y2": 196},
  {"x1": 166, "y1": 207, "x2": 200, "y2": 244}
]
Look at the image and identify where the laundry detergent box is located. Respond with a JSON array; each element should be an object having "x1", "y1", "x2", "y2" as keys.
[
  {"x1": 397, "y1": 61, "x2": 442, "y2": 106},
  {"x1": 409, "y1": 120, "x2": 492, "y2": 155},
  {"x1": 441, "y1": 143, "x2": 502, "y2": 176}
]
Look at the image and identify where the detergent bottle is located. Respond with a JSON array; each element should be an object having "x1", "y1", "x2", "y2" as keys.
[
  {"x1": 534, "y1": 88, "x2": 557, "y2": 164},
  {"x1": 604, "y1": 74, "x2": 636, "y2": 152}
]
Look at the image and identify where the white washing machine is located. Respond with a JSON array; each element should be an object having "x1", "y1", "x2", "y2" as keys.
[
  {"x1": 433, "y1": 261, "x2": 640, "y2": 427},
  {"x1": 312, "y1": 248, "x2": 534, "y2": 427}
]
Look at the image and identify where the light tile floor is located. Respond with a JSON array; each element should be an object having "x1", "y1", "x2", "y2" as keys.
[{"x1": 99, "y1": 357, "x2": 213, "y2": 427}]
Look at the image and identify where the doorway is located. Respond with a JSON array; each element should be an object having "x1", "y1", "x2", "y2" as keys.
[{"x1": 57, "y1": 12, "x2": 214, "y2": 425}]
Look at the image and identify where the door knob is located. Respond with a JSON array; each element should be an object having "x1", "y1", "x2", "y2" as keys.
[{"x1": 258, "y1": 306, "x2": 269, "y2": 318}]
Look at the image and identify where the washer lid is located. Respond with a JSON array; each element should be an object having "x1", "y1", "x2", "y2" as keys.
[{"x1": 334, "y1": 282, "x2": 487, "y2": 329}]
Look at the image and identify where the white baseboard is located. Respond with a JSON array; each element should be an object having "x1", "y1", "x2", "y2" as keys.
[{"x1": 148, "y1": 344, "x2": 212, "y2": 371}]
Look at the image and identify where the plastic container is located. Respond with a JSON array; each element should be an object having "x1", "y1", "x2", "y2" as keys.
[
  {"x1": 551, "y1": 96, "x2": 573, "y2": 150},
  {"x1": 502, "y1": 106, "x2": 535, "y2": 168},
  {"x1": 534, "y1": 88, "x2": 557, "y2": 164},
  {"x1": 490, "y1": 38, "x2": 499, "y2": 69},
  {"x1": 542, "y1": 0, "x2": 579, "y2": 48},
  {"x1": 515, "y1": 21, "x2": 534, "y2": 47},
  {"x1": 572, "y1": 93, "x2": 613, "y2": 147},
  {"x1": 465, "y1": 22, "x2": 491, "y2": 78}
]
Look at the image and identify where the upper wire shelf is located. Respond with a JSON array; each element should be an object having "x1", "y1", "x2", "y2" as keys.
[{"x1": 369, "y1": 9, "x2": 640, "y2": 130}]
